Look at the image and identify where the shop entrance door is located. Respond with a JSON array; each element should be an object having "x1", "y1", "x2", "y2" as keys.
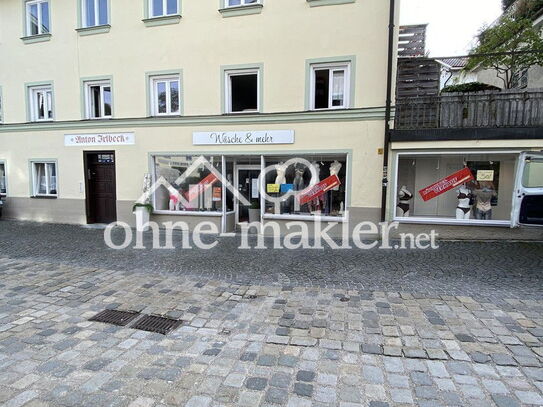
[
  {"x1": 84, "y1": 151, "x2": 117, "y2": 224},
  {"x1": 235, "y1": 165, "x2": 261, "y2": 224}
]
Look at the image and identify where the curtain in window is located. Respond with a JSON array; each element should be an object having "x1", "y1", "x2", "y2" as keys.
[
  {"x1": 47, "y1": 163, "x2": 56, "y2": 194},
  {"x1": 331, "y1": 71, "x2": 345, "y2": 106},
  {"x1": 0, "y1": 165, "x2": 5, "y2": 194},
  {"x1": 35, "y1": 163, "x2": 46, "y2": 195}
]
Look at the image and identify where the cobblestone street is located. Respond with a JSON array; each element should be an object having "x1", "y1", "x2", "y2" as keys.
[{"x1": 0, "y1": 221, "x2": 542, "y2": 406}]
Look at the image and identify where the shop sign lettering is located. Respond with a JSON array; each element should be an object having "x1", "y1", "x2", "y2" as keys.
[
  {"x1": 65, "y1": 133, "x2": 135, "y2": 146},
  {"x1": 419, "y1": 167, "x2": 474, "y2": 202},
  {"x1": 193, "y1": 130, "x2": 294, "y2": 145}
]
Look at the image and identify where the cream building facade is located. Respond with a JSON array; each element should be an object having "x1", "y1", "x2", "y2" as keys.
[{"x1": 0, "y1": 0, "x2": 401, "y2": 234}]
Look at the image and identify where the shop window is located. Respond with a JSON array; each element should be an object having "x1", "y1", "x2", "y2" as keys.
[
  {"x1": 225, "y1": 69, "x2": 259, "y2": 113},
  {"x1": 0, "y1": 163, "x2": 6, "y2": 196},
  {"x1": 150, "y1": 0, "x2": 178, "y2": 16},
  {"x1": 395, "y1": 153, "x2": 517, "y2": 222},
  {"x1": 28, "y1": 85, "x2": 53, "y2": 122},
  {"x1": 226, "y1": 0, "x2": 260, "y2": 7},
  {"x1": 311, "y1": 63, "x2": 350, "y2": 110},
  {"x1": 31, "y1": 161, "x2": 57, "y2": 197},
  {"x1": 84, "y1": 80, "x2": 112, "y2": 119},
  {"x1": 263, "y1": 155, "x2": 347, "y2": 218},
  {"x1": 153, "y1": 155, "x2": 223, "y2": 213},
  {"x1": 0, "y1": 90, "x2": 3, "y2": 123},
  {"x1": 82, "y1": 0, "x2": 109, "y2": 27},
  {"x1": 25, "y1": 0, "x2": 50, "y2": 36},
  {"x1": 150, "y1": 76, "x2": 180, "y2": 116}
]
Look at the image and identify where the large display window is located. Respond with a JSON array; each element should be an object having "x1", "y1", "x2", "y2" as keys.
[
  {"x1": 395, "y1": 152, "x2": 518, "y2": 224},
  {"x1": 262, "y1": 154, "x2": 347, "y2": 218},
  {"x1": 153, "y1": 155, "x2": 223, "y2": 213}
]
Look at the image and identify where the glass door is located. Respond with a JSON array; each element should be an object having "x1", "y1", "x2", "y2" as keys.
[{"x1": 235, "y1": 165, "x2": 261, "y2": 224}]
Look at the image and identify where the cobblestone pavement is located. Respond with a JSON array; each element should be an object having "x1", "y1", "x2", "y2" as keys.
[{"x1": 0, "y1": 221, "x2": 542, "y2": 406}]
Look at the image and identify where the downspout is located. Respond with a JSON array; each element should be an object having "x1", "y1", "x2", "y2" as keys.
[{"x1": 380, "y1": 0, "x2": 396, "y2": 221}]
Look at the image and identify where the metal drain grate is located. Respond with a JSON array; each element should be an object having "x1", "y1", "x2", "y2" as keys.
[
  {"x1": 131, "y1": 315, "x2": 182, "y2": 335},
  {"x1": 89, "y1": 309, "x2": 140, "y2": 326}
]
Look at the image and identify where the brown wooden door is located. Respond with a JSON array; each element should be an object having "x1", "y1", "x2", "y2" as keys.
[{"x1": 85, "y1": 152, "x2": 117, "y2": 224}]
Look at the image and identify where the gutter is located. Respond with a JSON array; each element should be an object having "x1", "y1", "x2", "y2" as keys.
[{"x1": 380, "y1": 0, "x2": 396, "y2": 221}]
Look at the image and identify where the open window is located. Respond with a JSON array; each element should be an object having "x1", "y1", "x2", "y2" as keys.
[
  {"x1": 225, "y1": 69, "x2": 259, "y2": 113},
  {"x1": 512, "y1": 151, "x2": 543, "y2": 227}
]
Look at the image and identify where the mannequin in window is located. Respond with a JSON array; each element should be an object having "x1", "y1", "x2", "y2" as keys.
[
  {"x1": 275, "y1": 162, "x2": 287, "y2": 185},
  {"x1": 311, "y1": 161, "x2": 321, "y2": 182},
  {"x1": 472, "y1": 181, "x2": 497, "y2": 220},
  {"x1": 456, "y1": 184, "x2": 472, "y2": 220},
  {"x1": 329, "y1": 160, "x2": 342, "y2": 192},
  {"x1": 397, "y1": 185, "x2": 413, "y2": 217},
  {"x1": 293, "y1": 165, "x2": 305, "y2": 191},
  {"x1": 308, "y1": 162, "x2": 322, "y2": 214}
]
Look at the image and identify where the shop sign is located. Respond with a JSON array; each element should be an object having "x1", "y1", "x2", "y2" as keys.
[
  {"x1": 419, "y1": 167, "x2": 474, "y2": 202},
  {"x1": 193, "y1": 130, "x2": 294, "y2": 145},
  {"x1": 298, "y1": 175, "x2": 341, "y2": 205},
  {"x1": 477, "y1": 170, "x2": 494, "y2": 181},
  {"x1": 212, "y1": 187, "x2": 222, "y2": 202},
  {"x1": 65, "y1": 133, "x2": 135, "y2": 146}
]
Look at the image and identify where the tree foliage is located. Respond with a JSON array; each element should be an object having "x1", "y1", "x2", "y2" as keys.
[
  {"x1": 441, "y1": 82, "x2": 501, "y2": 93},
  {"x1": 466, "y1": 16, "x2": 543, "y2": 88}
]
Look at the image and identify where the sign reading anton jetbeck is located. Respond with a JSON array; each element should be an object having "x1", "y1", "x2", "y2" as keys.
[{"x1": 193, "y1": 130, "x2": 295, "y2": 145}]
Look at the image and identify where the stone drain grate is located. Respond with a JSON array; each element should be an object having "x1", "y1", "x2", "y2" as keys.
[
  {"x1": 89, "y1": 309, "x2": 141, "y2": 327},
  {"x1": 131, "y1": 314, "x2": 183, "y2": 335}
]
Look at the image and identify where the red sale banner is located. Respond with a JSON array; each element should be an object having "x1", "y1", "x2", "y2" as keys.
[
  {"x1": 298, "y1": 175, "x2": 341, "y2": 205},
  {"x1": 419, "y1": 167, "x2": 474, "y2": 202},
  {"x1": 187, "y1": 173, "x2": 218, "y2": 201}
]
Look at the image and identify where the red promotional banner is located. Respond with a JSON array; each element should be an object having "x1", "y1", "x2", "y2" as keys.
[
  {"x1": 419, "y1": 167, "x2": 474, "y2": 202},
  {"x1": 187, "y1": 173, "x2": 218, "y2": 201},
  {"x1": 298, "y1": 175, "x2": 341, "y2": 205}
]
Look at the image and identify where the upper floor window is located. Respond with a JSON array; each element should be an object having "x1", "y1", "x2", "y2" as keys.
[
  {"x1": 29, "y1": 85, "x2": 53, "y2": 122},
  {"x1": 225, "y1": 68, "x2": 260, "y2": 114},
  {"x1": 25, "y1": 0, "x2": 50, "y2": 36},
  {"x1": 150, "y1": 0, "x2": 178, "y2": 17},
  {"x1": 310, "y1": 62, "x2": 350, "y2": 110},
  {"x1": 84, "y1": 80, "x2": 112, "y2": 119},
  {"x1": 226, "y1": 0, "x2": 260, "y2": 7},
  {"x1": 150, "y1": 76, "x2": 180, "y2": 116},
  {"x1": 31, "y1": 161, "x2": 57, "y2": 197},
  {"x1": 82, "y1": 0, "x2": 109, "y2": 27}
]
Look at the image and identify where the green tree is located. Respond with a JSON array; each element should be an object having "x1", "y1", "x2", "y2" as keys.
[{"x1": 466, "y1": 16, "x2": 543, "y2": 88}]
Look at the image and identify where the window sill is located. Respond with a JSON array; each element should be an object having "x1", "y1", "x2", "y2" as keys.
[
  {"x1": 31, "y1": 195, "x2": 58, "y2": 199},
  {"x1": 153, "y1": 210, "x2": 223, "y2": 217},
  {"x1": 219, "y1": 4, "x2": 263, "y2": 17},
  {"x1": 143, "y1": 14, "x2": 182, "y2": 27},
  {"x1": 20, "y1": 33, "x2": 52, "y2": 44},
  {"x1": 306, "y1": 0, "x2": 355, "y2": 7},
  {"x1": 76, "y1": 25, "x2": 111, "y2": 37},
  {"x1": 263, "y1": 213, "x2": 347, "y2": 223}
]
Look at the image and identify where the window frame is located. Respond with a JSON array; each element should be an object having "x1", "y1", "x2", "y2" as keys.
[
  {"x1": 30, "y1": 160, "x2": 58, "y2": 198},
  {"x1": 224, "y1": 68, "x2": 261, "y2": 114},
  {"x1": 25, "y1": 0, "x2": 50, "y2": 36},
  {"x1": 83, "y1": 79, "x2": 113, "y2": 120},
  {"x1": 150, "y1": 75, "x2": 181, "y2": 117},
  {"x1": 28, "y1": 84, "x2": 54, "y2": 122},
  {"x1": 309, "y1": 62, "x2": 351, "y2": 111},
  {"x1": 0, "y1": 161, "x2": 7, "y2": 197},
  {"x1": 81, "y1": 0, "x2": 109, "y2": 28},
  {"x1": 149, "y1": 0, "x2": 179, "y2": 17},
  {"x1": 224, "y1": 0, "x2": 261, "y2": 8}
]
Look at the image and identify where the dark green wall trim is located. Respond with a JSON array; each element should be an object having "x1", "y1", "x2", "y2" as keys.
[
  {"x1": 390, "y1": 127, "x2": 543, "y2": 142},
  {"x1": 0, "y1": 107, "x2": 387, "y2": 133}
]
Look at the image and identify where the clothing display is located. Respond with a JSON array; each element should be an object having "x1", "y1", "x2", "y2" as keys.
[
  {"x1": 293, "y1": 166, "x2": 305, "y2": 191},
  {"x1": 455, "y1": 186, "x2": 472, "y2": 220},
  {"x1": 472, "y1": 183, "x2": 497, "y2": 220},
  {"x1": 274, "y1": 162, "x2": 287, "y2": 185},
  {"x1": 397, "y1": 186, "x2": 413, "y2": 217}
]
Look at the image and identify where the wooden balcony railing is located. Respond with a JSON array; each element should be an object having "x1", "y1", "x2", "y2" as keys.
[{"x1": 394, "y1": 89, "x2": 543, "y2": 130}]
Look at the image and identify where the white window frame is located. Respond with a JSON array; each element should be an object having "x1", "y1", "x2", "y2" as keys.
[
  {"x1": 25, "y1": 0, "x2": 49, "y2": 36},
  {"x1": 225, "y1": 0, "x2": 261, "y2": 7},
  {"x1": 150, "y1": 75, "x2": 181, "y2": 116},
  {"x1": 310, "y1": 62, "x2": 350, "y2": 111},
  {"x1": 31, "y1": 161, "x2": 58, "y2": 198},
  {"x1": 225, "y1": 68, "x2": 260, "y2": 114},
  {"x1": 81, "y1": 0, "x2": 108, "y2": 28},
  {"x1": 84, "y1": 80, "x2": 112, "y2": 119},
  {"x1": 29, "y1": 85, "x2": 53, "y2": 122},
  {"x1": 0, "y1": 161, "x2": 7, "y2": 196},
  {"x1": 149, "y1": 0, "x2": 179, "y2": 17}
]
